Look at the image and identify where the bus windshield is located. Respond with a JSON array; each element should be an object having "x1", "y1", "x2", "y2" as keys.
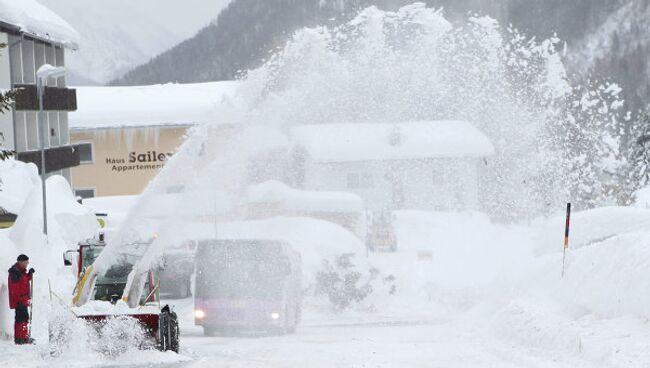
[{"x1": 196, "y1": 241, "x2": 290, "y2": 300}]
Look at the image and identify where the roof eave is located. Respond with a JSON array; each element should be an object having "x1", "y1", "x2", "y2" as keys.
[
  {"x1": 0, "y1": 21, "x2": 79, "y2": 50},
  {"x1": 309, "y1": 152, "x2": 495, "y2": 164}
]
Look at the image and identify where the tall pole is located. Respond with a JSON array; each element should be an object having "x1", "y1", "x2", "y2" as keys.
[
  {"x1": 561, "y1": 202, "x2": 571, "y2": 278},
  {"x1": 37, "y1": 77, "x2": 48, "y2": 238}
]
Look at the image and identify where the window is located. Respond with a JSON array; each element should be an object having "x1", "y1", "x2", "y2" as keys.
[
  {"x1": 347, "y1": 173, "x2": 373, "y2": 189},
  {"x1": 54, "y1": 47, "x2": 65, "y2": 86},
  {"x1": 432, "y1": 167, "x2": 446, "y2": 186},
  {"x1": 8, "y1": 35, "x2": 23, "y2": 84},
  {"x1": 45, "y1": 44, "x2": 56, "y2": 86},
  {"x1": 166, "y1": 185, "x2": 185, "y2": 194},
  {"x1": 77, "y1": 142, "x2": 94, "y2": 164},
  {"x1": 21, "y1": 39, "x2": 35, "y2": 84},
  {"x1": 75, "y1": 188, "x2": 95, "y2": 199},
  {"x1": 59, "y1": 113, "x2": 69, "y2": 145},
  {"x1": 34, "y1": 41, "x2": 46, "y2": 75},
  {"x1": 48, "y1": 112, "x2": 59, "y2": 146},
  {"x1": 25, "y1": 112, "x2": 39, "y2": 150},
  {"x1": 360, "y1": 173, "x2": 373, "y2": 188},
  {"x1": 347, "y1": 173, "x2": 360, "y2": 188},
  {"x1": 14, "y1": 112, "x2": 27, "y2": 152}
]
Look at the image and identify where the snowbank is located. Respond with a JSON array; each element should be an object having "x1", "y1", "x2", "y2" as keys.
[
  {"x1": 391, "y1": 210, "x2": 532, "y2": 290},
  {"x1": 290, "y1": 121, "x2": 494, "y2": 163},
  {"x1": 632, "y1": 185, "x2": 650, "y2": 208},
  {"x1": 0, "y1": 0, "x2": 80, "y2": 48},
  {"x1": 0, "y1": 160, "x2": 39, "y2": 214},
  {"x1": 0, "y1": 160, "x2": 98, "y2": 340},
  {"x1": 516, "y1": 230, "x2": 650, "y2": 319},
  {"x1": 533, "y1": 206, "x2": 650, "y2": 255}
]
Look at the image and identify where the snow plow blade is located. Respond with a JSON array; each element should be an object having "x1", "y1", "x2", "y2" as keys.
[{"x1": 77, "y1": 305, "x2": 179, "y2": 353}]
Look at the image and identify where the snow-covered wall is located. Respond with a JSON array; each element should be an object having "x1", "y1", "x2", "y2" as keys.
[{"x1": 303, "y1": 158, "x2": 480, "y2": 212}]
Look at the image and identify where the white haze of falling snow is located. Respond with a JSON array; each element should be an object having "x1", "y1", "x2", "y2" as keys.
[
  {"x1": 96, "y1": 3, "x2": 631, "y2": 310},
  {"x1": 1, "y1": 4, "x2": 650, "y2": 366}
]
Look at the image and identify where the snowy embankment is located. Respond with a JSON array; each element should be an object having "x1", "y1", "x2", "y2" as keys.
[
  {"x1": 384, "y1": 207, "x2": 650, "y2": 319},
  {"x1": 0, "y1": 160, "x2": 99, "y2": 337},
  {"x1": 377, "y1": 208, "x2": 650, "y2": 365},
  {"x1": 0, "y1": 160, "x2": 191, "y2": 366},
  {"x1": 490, "y1": 207, "x2": 650, "y2": 366},
  {"x1": 0, "y1": 160, "x2": 98, "y2": 338},
  {"x1": 522, "y1": 206, "x2": 650, "y2": 319}
]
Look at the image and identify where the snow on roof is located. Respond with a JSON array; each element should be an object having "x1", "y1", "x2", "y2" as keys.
[
  {"x1": 247, "y1": 180, "x2": 364, "y2": 213},
  {"x1": 69, "y1": 81, "x2": 240, "y2": 130},
  {"x1": 0, "y1": 0, "x2": 79, "y2": 48},
  {"x1": 291, "y1": 121, "x2": 494, "y2": 163},
  {"x1": 82, "y1": 195, "x2": 138, "y2": 215}
]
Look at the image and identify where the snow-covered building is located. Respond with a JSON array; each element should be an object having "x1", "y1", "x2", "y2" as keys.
[
  {"x1": 290, "y1": 121, "x2": 494, "y2": 212},
  {"x1": 0, "y1": 0, "x2": 80, "y2": 180},
  {"x1": 68, "y1": 81, "x2": 239, "y2": 198}
]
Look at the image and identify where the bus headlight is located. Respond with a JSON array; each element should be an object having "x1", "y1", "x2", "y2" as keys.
[
  {"x1": 194, "y1": 309, "x2": 206, "y2": 319},
  {"x1": 270, "y1": 312, "x2": 280, "y2": 320}
]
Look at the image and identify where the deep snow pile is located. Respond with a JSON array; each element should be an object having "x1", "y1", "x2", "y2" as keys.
[
  {"x1": 387, "y1": 207, "x2": 650, "y2": 322},
  {"x1": 485, "y1": 206, "x2": 650, "y2": 366},
  {"x1": 0, "y1": 160, "x2": 97, "y2": 341},
  {"x1": 0, "y1": 160, "x2": 40, "y2": 214},
  {"x1": 533, "y1": 206, "x2": 650, "y2": 255},
  {"x1": 375, "y1": 207, "x2": 650, "y2": 365},
  {"x1": 514, "y1": 206, "x2": 650, "y2": 319},
  {"x1": 0, "y1": 161, "x2": 189, "y2": 365}
]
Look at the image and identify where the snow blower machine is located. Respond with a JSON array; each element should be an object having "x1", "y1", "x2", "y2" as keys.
[{"x1": 61, "y1": 232, "x2": 180, "y2": 353}]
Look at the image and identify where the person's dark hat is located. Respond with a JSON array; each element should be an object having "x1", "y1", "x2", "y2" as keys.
[{"x1": 16, "y1": 254, "x2": 29, "y2": 262}]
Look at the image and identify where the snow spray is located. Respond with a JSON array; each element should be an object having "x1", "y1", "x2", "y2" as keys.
[{"x1": 97, "y1": 3, "x2": 624, "y2": 288}]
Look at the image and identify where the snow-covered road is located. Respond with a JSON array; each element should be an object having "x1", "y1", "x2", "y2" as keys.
[
  {"x1": 3, "y1": 305, "x2": 648, "y2": 368},
  {"x1": 175, "y1": 314, "x2": 590, "y2": 368}
]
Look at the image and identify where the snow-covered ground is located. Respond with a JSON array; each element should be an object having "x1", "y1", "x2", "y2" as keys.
[
  {"x1": 2, "y1": 202, "x2": 650, "y2": 367},
  {"x1": 2, "y1": 3, "x2": 648, "y2": 367}
]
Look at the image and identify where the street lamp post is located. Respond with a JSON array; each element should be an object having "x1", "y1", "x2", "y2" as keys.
[{"x1": 36, "y1": 64, "x2": 66, "y2": 239}]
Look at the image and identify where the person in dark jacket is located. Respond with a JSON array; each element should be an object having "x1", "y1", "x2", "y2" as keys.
[{"x1": 8, "y1": 254, "x2": 35, "y2": 344}]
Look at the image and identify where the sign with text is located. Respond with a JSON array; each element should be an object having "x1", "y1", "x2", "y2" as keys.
[{"x1": 107, "y1": 151, "x2": 174, "y2": 173}]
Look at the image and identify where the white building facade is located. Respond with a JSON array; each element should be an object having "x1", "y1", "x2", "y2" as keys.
[
  {"x1": 0, "y1": 0, "x2": 81, "y2": 180},
  {"x1": 290, "y1": 121, "x2": 494, "y2": 212}
]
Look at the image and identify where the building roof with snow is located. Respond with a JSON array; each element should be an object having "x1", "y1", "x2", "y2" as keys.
[
  {"x1": 291, "y1": 121, "x2": 495, "y2": 163},
  {"x1": 69, "y1": 81, "x2": 240, "y2": 130},
  {"x1": 247, "y1": 180, "x2": 364, "y2": 213},
  {"x1": 0, "y1": 0, "x2": 80, "y2": 49}
]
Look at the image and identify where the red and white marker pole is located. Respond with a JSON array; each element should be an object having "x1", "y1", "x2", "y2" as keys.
[{"x1": 561, "y1": 203, "x2": 571, "y2": 278}]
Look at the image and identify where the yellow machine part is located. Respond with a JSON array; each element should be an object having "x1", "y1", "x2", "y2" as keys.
[{"x1": 73, "y1": 264, "x2": 94, "y2": 306}]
